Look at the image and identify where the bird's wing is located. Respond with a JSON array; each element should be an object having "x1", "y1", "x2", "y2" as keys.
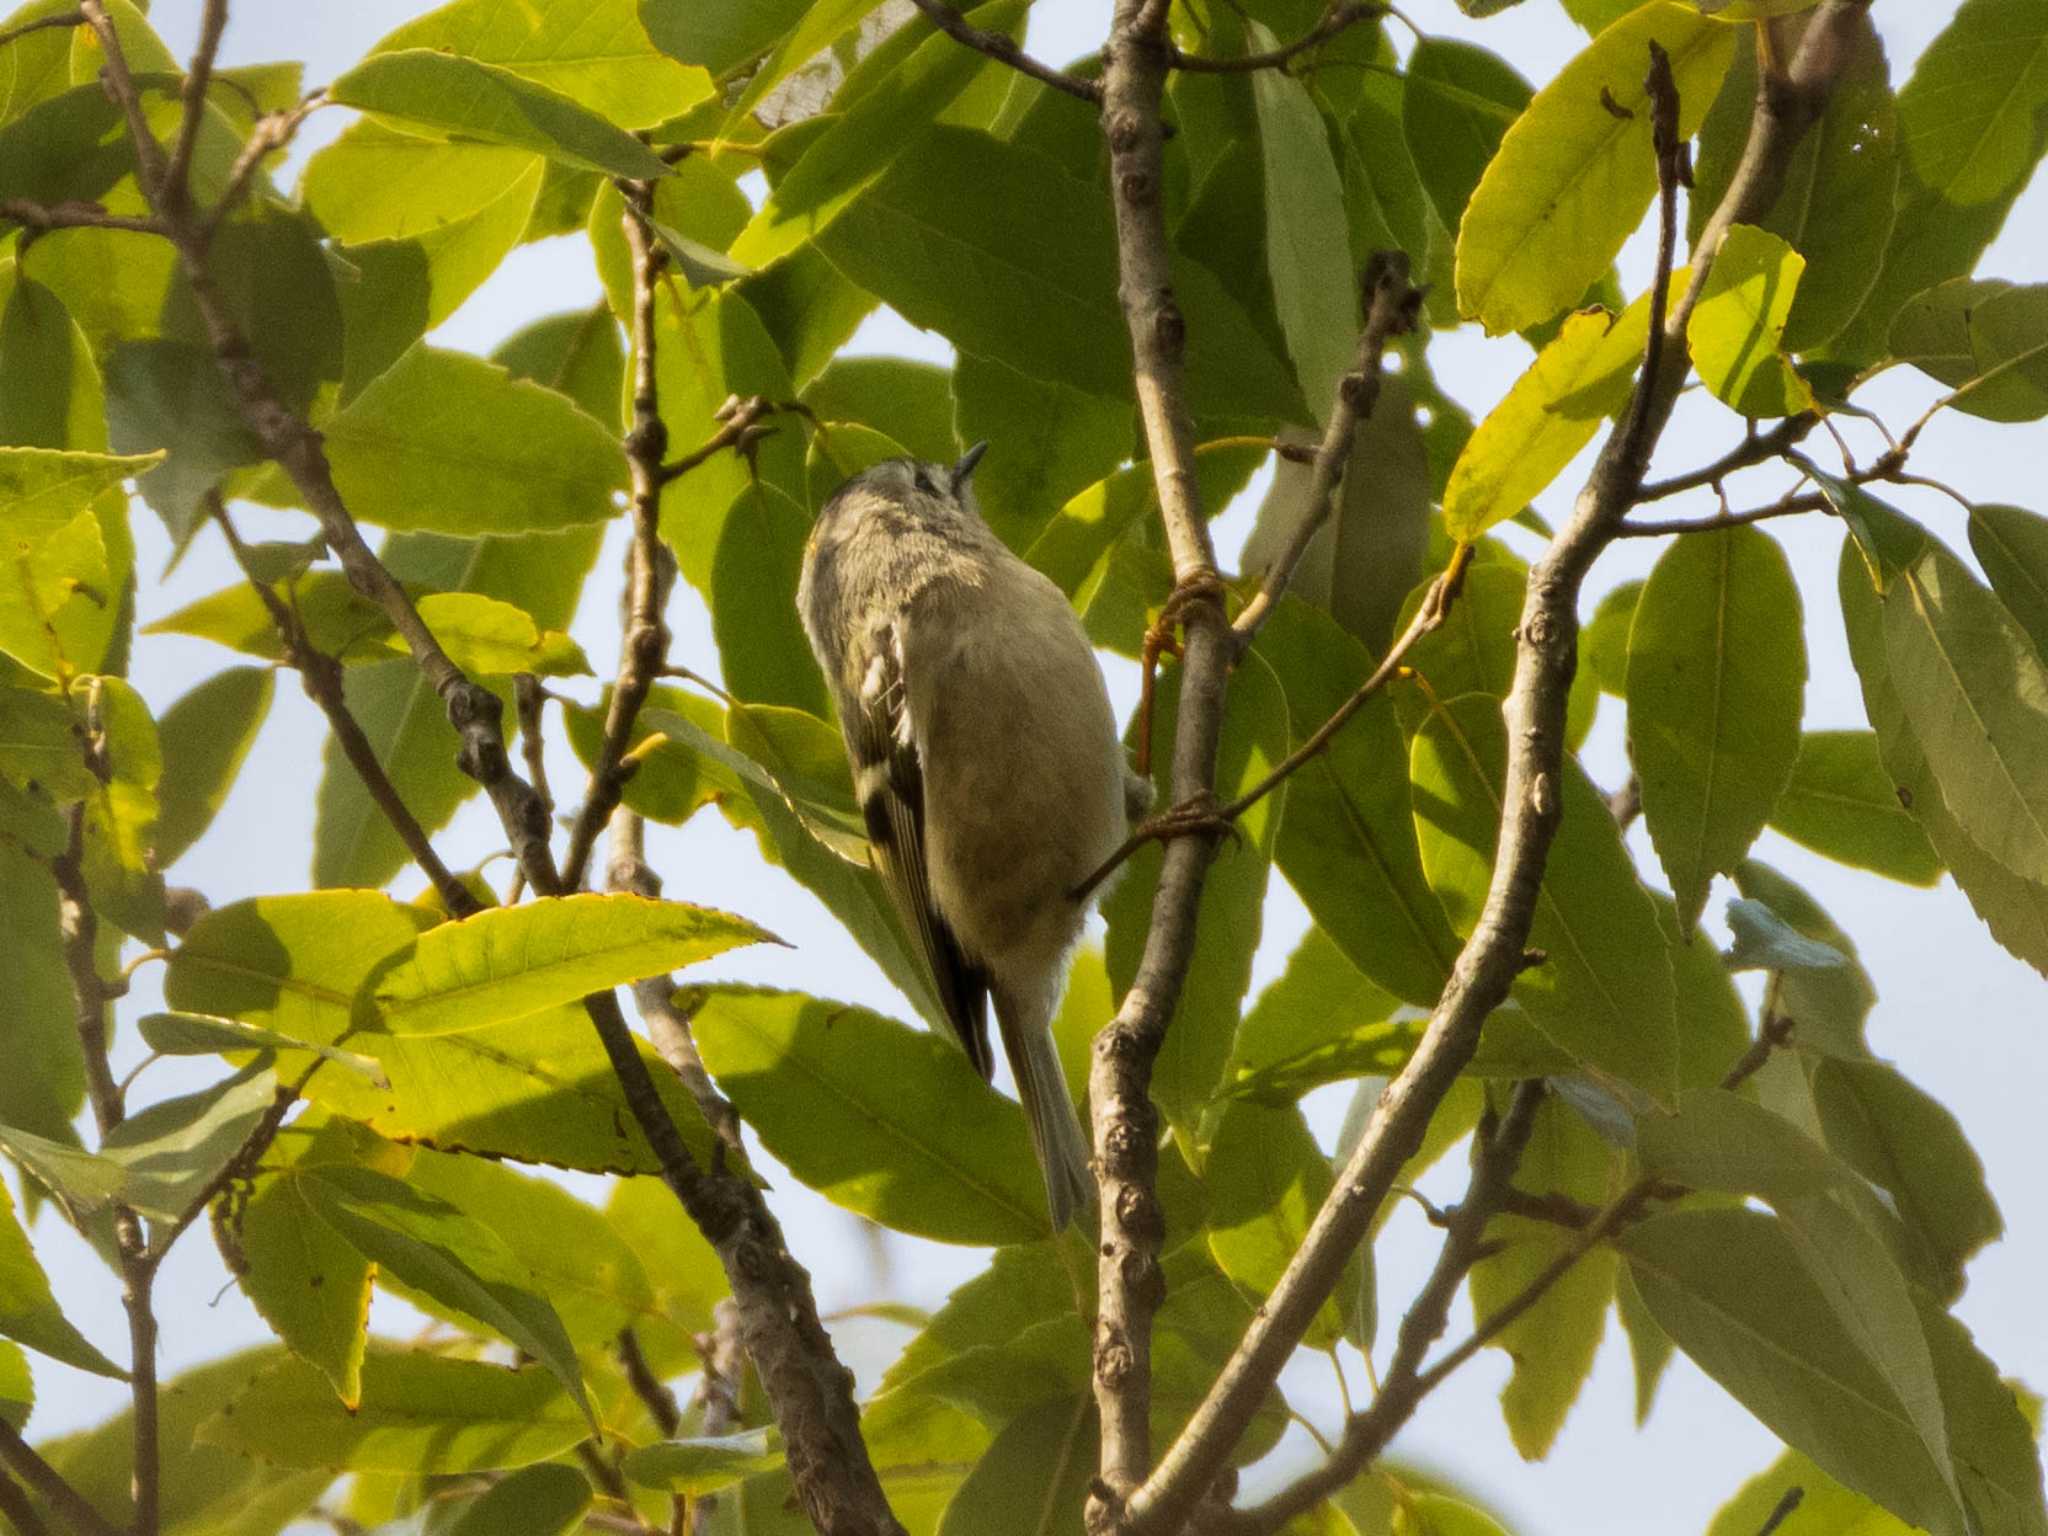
[{"x1": 848, "y1": 624, "x2": 994, "y2": 1078}]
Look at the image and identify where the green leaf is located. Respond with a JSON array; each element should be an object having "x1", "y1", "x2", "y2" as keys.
[
  {"x1": 1627, "y1": 524, "x2": 1806, "y2": 933},
  {"x1": 369, "y1": 0, "x2": 710, "y2": 127},
  {"x1": 803, "y1": 356, "x2": 959, "y2": 465},
  {"x1": 1690, "y1": 15, "x2": 1897, "y2": 353},
  {"x1": 316, "y1": 310, "x2": 611, "y2": 889},
  {"x1": 299, "y1": 1164, "x2": 589, "y2": 1419},
  {"x1": 1770, "y1": 730, "x2": 1941, "y2": 886},
  {"x1": 816, "y1": 126, "x2": 1306, "y2": 422},
  {"x1": 1838, "y1": 534, "x2": 2048, "y2": 977},
  {"x1": 1411, "y1": 694, "x2": 1678, "y2": 1105},
  {"x1": 0, "y1": 678, "x2": 95, "y2": 800},
  {"x1": 1892, "y1": 280, "x2": 2048, "y2": 423},
  {"x1": 168, "y1": 890, "x2": 434, "y2": 1041},
  {"x1": 316, "y1": 345, "x2": 624, "y2": 535},
  {"x1": 937, "y1": 1396, "x2": 1094, "y2": 1536},
  {"x1": 1615, "y1": 1263, "x2": 1675, "y2": 1425},
  {"x1": 75, "y1": 673, "x2": 165, "y2": 942},
  {"x1": 1442, "y1": 299, "x2": 1650, "y2": 542},
  {"x1": 715, "y1": 0, "x2": 883, "y2": 127},
  {"x1": 638, "y1": 0, "x2": 811, "y2": 79},
  {"x1": 691, "y1": 987, "x2": 1052, "y2": 1244},
  {"x1": 1874, "y1": 521, "x2": 2048, "y2": 885},
  {"x1": 1393, "y1": 562, "x2": 1600, "y2": 754},
  {"x1": 99, "y1": 1063, "x2": 281, "y2": 1220},
  {"x1": 139, "y1": 1011, "x2": 384, "y2": 1084},
  {"x1": 0, "y1": 263, "x2": 104, "y2": 453},
  {"x1": 1733, "y1": 860, "x2": 1878, "y2": 1055},
  {"x1": 302, "y1": 119, "x2": 545, "y2": 245},
  {"x1": 329, "y1": 50, "x2": 674, "y2": 179},
  {"x1": 1221, "y1": 927, "x2": 1417, "y2": 1106},
  {"x1": 103, "y1": 339, "x2": 259, "y2": 548},
  {"x1": 1971, "y1": 503, "x2": 2048, "y2": 662},
  {"x1": 233, "y1": 1115, "x2": 400, "y2": 1407},
  {"x1": 1469, "y1": 1096, "x2": 1615, "y2": 1458},
  {"x1": 1705, "y1": 1449, "x2": 1916, "y2": 1536},
  {"x1": 1686, "y1": 224, "x2": 1816, "y2": 417},
  {"x1": 730, "y1": 0, "x2": 1025, "y2": 270},
  {"x1": 370, "y1": 893, "x2": 772, "y2": 1035},
  {"x1": 1810, "y1": 1058, "x2": 2002, "y2": 1302},
  {"x1": 440, "y1": 1463, "x2": 594, "y2": 1536},
  {"x1": 1205, "y1": 1101, "x2": 1352, "y2": 1348},
  {"x1": 403, "y1": 1146, "x2": 660, "y2": 1349},
  {"x1": 1915, "y1": 1297, "x2": 2048, "y2": 1536},
  {"x1": 0, "y1": 500, "x2": 108, "y2": 681},
  {"x1": 35, "y1": 1348, "x2": 332, "y2": 1536},
  {"x1": 1250, "y1": 20, "x2": 1360, "y2": 419},
  {"x1": 1256, "y1": 601, "x2": 1461, "y2": 1009},
  {"x1": 1622, "y1": 1207, "x2": 1968, "y2": 1536},
  {"x1": 0, "y1": 1174, "x2": 123, "y2": 1376},
  {"x1": 196, "y1": 1348, "x2": 587, "y2": 1472},
  {"x1": 0, "y1": 837, "x2": 83, "y2": 1142},
  {"x1": 152, "y1": 666, "x2": 274, "y2": 868},
  {"x1": 1402, "y1": 38, "x2": 1532, "y2": 245},
  {"x1": 1392, "y1": 1493, "x2": 1514, "y2": 1536},
  {"x1": 1455, "y1": 2, "x2": 1735, "y2": 334},
  {"x1": 1724, "y1": 898, "x2": 1853, "y2": 974},
  {"x1": 305, "y1": 1003, "x2": 728, "y2": 1175},
  {"x1": 624, "y1": 1429, "x2": 786, "y2": 1495},
  {"x1": 1823, "y1": 0, "x2": 2048, "y2": 366},
  {"x1": 1106, "y1": 653, "x2": 1289, "y2": 1136}
]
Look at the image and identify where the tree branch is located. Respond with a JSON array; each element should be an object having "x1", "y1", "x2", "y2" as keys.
[
  {"x1": 1231, "y1": 253, "x2": 1423, "y2": 645},
  {"x1": 0, "y1": 10, "x2": 81, "y2": 48},
  {"x1": 1115, "y1": 12, "x2": 1872, "y2": 1530},
  {"x1": 1632, "y1": 414, "x2": 1818, "y2": 503},
  {"x1": 0, "y1": 1425, "x2": 118, "y2": 1536},
  {"x1": 206, "y1": 498, "x2": 482, "y2": 917},
  {"x1": 1088, "y1": 2, "x2": 1238, "y2": 1518},
  {"x1": 904, "y1": 0, "x2": 1102, "y2": 105},
  {"x1": 1166, "y1": 2, "x2": 1385, "y2": 74},
  {"x1": 80, "y1": 0, "x2": 562, "y2": 898},
  {"x1": 0, "y1": 1469, "x2": 53, "y2": 1536},
  {"x1": 165, "y1": 0, "x2": 228, "y2": 212},
  {"x1": 206, "y1": 90, "x2": 327, "y2": 238},
  {"x1": 1616, "y1": 489, "x2": 1830, "y2": 537},
  {"x1": 0, "y1": 200, "x2": 164, "y2": 236}
]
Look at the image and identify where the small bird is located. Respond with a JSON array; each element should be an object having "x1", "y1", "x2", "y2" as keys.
[{"x1": 798, "y1": 444, "x2": 1150, "y2": 1231}]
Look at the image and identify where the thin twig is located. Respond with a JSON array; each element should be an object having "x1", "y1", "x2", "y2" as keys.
[
  {"x1": 165, "y1": 0, "x2": 228, "y2": 211},
  {"x1": 1167, "y1": 1, "x2": 1384, "y2": 72},
  {"x1": 0, "y1": 200, "x2": 164, "y2": 236},
  {"x1": 1632, "y1": 414, "x2": 1817, "y2": 503},
  {"x1": 1232, "y1": 252, "x2": 1423, "y2": 645},
  {"x1": 0, "y1": 9, "x2": 82, "y2": 48},
  {"x1": 206, "y1": 90, "x2": 328, "y2": 239},
  {"x1": 618, "y1": 1327, "x2": 682, "y2": 1439},
  {"x1": 207, "y1": 500, "x2": 482, "y2": 916},
  {"x1": 1755, "y1": 1488, "x2": 1806, "y2": 1536},
  {"x1": 904, "y1": 0, "x2": 1101, "y2": 104},
  {"x1": 81, "y1": 0, "x2": 562, "y2": 898},
  {"x1": 0, "y1": 1469, "x2": 54, "y2": 1536},
  {"x1": 1616, "y1": 490, "x2": 1830, "y2": 537}
]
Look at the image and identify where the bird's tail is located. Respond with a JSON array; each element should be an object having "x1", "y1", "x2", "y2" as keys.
[{"x1": 1003, "y1": 1016, "x2": 1095, "y2": 1233}]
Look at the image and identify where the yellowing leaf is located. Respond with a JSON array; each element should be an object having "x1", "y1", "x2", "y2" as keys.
[
  {"x1": 1687, "y1": 225, "x2": 1816, "y2": 418},
  {"x1": 1456, "y1": 2, "x2": 1735, "y2": 335}
]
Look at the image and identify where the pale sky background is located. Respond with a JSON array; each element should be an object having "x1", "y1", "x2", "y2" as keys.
[{"x1": 20, "y1": 3, "x2": 2047, "y2": 1533}]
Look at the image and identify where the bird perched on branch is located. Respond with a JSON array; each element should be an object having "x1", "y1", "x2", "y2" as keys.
[{"x1": 799, "y1": 444, "x2": 1151, "y2": 1231}]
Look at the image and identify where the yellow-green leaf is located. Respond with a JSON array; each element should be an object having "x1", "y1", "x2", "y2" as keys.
[
  {"x1": 1456, "y1": 2, "x2": 1735, "y2": 335},
  {"x1": 1686, "y1": 224, "x2": 1815, "y2": 418},
  {"x1": 371, "y1": 893, "x2": 775, "y2": 1036}
]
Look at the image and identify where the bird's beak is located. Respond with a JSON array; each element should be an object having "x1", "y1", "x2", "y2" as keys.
[{"x1": 952, "y1": 441, "x2": 988, "y2": 489}]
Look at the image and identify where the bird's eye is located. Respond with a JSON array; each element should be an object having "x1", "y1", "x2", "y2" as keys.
[{"x1": 912, "y1": 467, "x2": 939, "y2": 496}]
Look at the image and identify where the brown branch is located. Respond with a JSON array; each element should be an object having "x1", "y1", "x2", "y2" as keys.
[
  {"x1": 0, "y1": 1425, "x2": 119, "y2": 1536},
  {"x1": 0, "y1": 9, "x2": 81, "y2": 48},
  {"x1": 1633, "y1": 414, "x2": 1818, "y2": 503},
  {"x1": 0, "y1": 200, "x2": 164, "y2": 236},
  {"x1": 1231, "y1": 253, "x2": 1423, "y2": 645},
  {"x1": 165, "y1": 0, "x2": 227, "y2": 212},
  {"x1": 1117, "y1": 12, "x2": 1872, "y2": 1531},
  {"x1": 1616, "y1": 490, "x2": 1830, "y2": 537},
  {"x1": 207, "y1": 499, "x2": 482, "y2": 917},
  {"x1": 1167, "y1": 2, "x2": 1385, "y2": 73},
  {"x1": 618, "y1": 1327, "x2": 682, "y2": 1439},
  {"x1": 1232, "y1": 1084, "x2": 1547, "y2": 1531},
  {"x1": 0, "y1": 1470, "x2": 53, "y2": 1536},
  {"x1": 80, "y1": 0, "x2": 561, "y2": 899},
  {"x1": 1087, "y1": 2, "x2": 1238, "y2": 1519},
  {"x1": 905, "y1": 0, "x2": 1102, "y2": 105}
]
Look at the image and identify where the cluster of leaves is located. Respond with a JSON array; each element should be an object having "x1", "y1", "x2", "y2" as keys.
[{"x1": 0, "y1": 0, "x2": 2046, "y2": 1533}]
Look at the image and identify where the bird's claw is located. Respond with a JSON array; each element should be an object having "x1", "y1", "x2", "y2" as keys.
[{"x1": 1139, "y1": 792, "x2": 1243, "y2": 851}]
